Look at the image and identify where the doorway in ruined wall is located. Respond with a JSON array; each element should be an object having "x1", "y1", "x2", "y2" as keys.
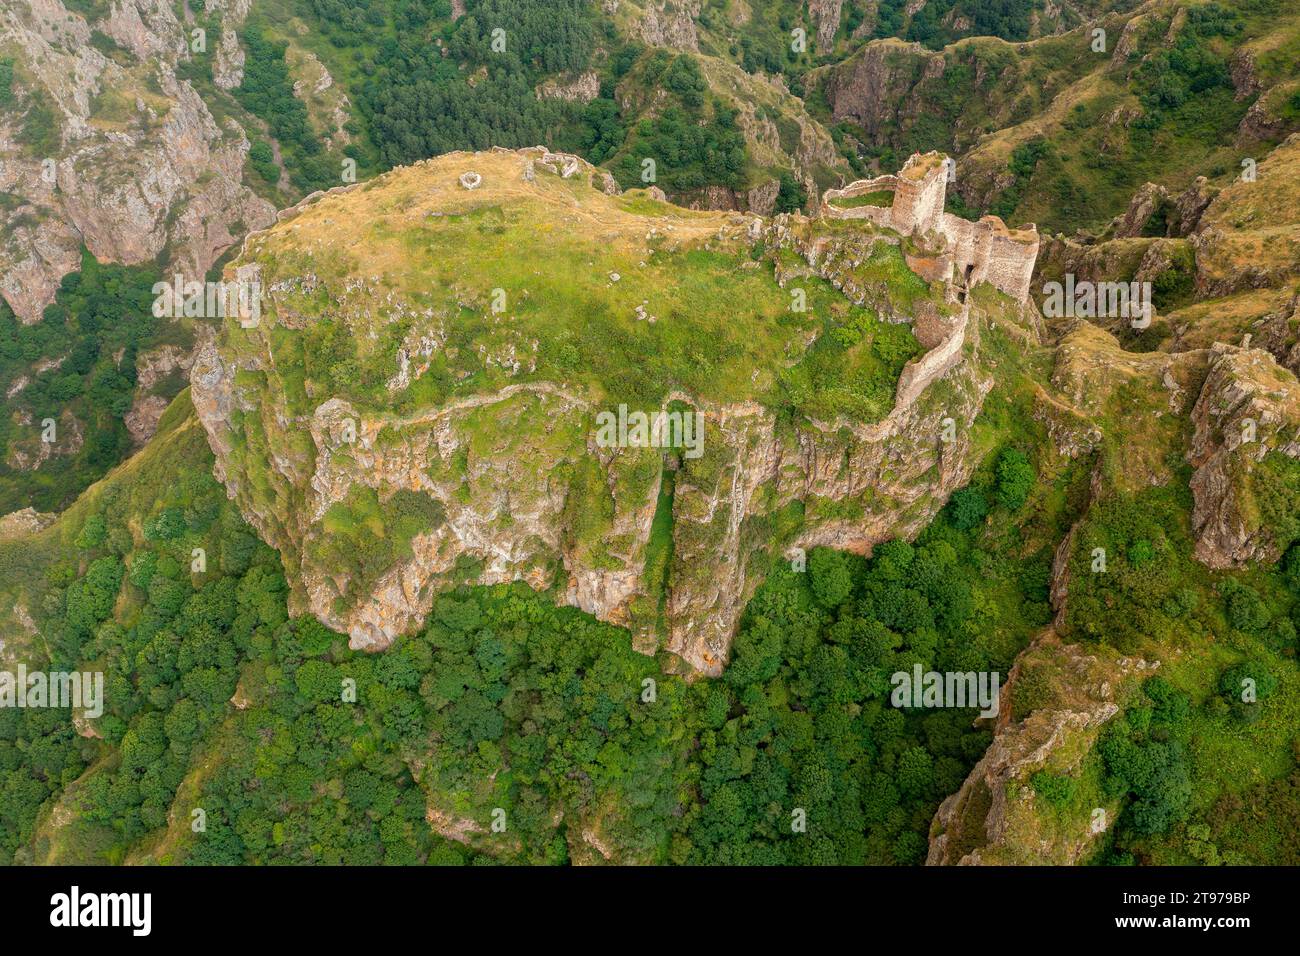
[{"x1": 958, "y1": 263, "x2": 974, "y2": 302}]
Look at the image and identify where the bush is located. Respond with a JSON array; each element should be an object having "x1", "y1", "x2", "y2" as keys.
[
  {"x1": 1218, "y1": 661, "x2": 1277, "y2": 705},
  {"x1": 995, "y1": 449, "x2": 1035, "y2": 511},
  {"x1": 1030, "y1": 770, "x2": 1077, "y2": 808},
  {"x1": 0, "y1": 58, "x2": 13, "y2": 107},
  {"x1": 947, "y1": 486, "x2": 988, "y2": 530},
  {"x1": 1224, "y1": 582, "x2": 1269, "y2": 633},
  {"x1": 808, "y1": 546, "x2": 853, "y2": 608}
]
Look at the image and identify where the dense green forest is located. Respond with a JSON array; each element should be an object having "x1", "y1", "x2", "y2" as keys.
[
  {"x1": 1, "y1": 401, "x2": 1048, "y2": 865},
  {"x1": 280, "y1": 0, "x2": 778, "y2": 195},
  {"x1": 0, "y1": 254, "x2": 193, "y2": 515},
  {"x1": 301, "y1": 0, "x2": 602, "y2": 172}
]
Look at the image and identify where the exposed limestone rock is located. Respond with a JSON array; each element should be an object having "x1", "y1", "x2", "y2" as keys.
[
  {"x1": 1187, "y1": 344, "x2": 1300, "y2": 569},
  {"x1": 1106, "y1": 177, "x2": 1216, "y2": 240},
  {"x1": 0, "y1": 0, "x2": 276, "y2": 323},
  {"x1": 1171, "y1": 177, "x2": 1217, "y2": 236},
  {"x1": 0, "y1": 507, "x2": 57, "y2": 539},
  {"x1": 1254, "y1": 289, "x2": 1300, "y2": 377},
  {"x1": 816, "y1": 39, "x2": 945, "y2": 143},
  {"x1": 213, "y1": 26, "x2": 246, "y2": 90},
  {"x1": 746, "y1": 177, "x2": 780, "y2": 217},
  {"x1": 808, "y1": 0, "x2": 844, "y2": 52},
  {"x1": 191, "y1": 148, "x2": 1025, "y2": 675},
  {"x1": 1112, "y1": 183, "x2": 1169, "y2": 239},
  {"x1": 536, "y1": 71, "x2": 601, "y2": 103},
  {"x1": 125, "y1": 395, "x2": 173, "y2": 447},
  {"x1": 928, "y1": 633, "x2": 1153, "y2": 866},
  {"x1": 640, "y1": 0, "x2": 700, "y2": 51},
  {"x1": 1228, "y1": 48, "x2": 1261, "y2": 102}
]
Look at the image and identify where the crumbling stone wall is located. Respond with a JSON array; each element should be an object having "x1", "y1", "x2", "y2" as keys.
[
  {"x1": 890, "y1": 153, "x2": 947, "y2": 235},
  {"x1": 819, "y1": 175, "x2": 900, "y2": 230},
  {"x1": 941, "y1": 211, "x2": 1039, "y2": 302},
  {"x1": 822, "y1": 152, "x2": 1039, "y2": 302},
  {"x1": 894, "y1": 299, "x2": 971, "y2": 408}
]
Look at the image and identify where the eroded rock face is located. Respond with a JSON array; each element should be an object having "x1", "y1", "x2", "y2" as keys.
[
  {"x1": 1255, "y1": 289, "x2": 1300, "y2": 377},
  {"x1": 640, "y1": 0, "x2": 700, "y2": 51},
  {"x1": 928, "y1": 634, "x2": 1153, "y2": 866},
  {"x1": 123, "y1": 332, "x2": 213, "y2": 446},
  {"x1": 808, "y1": 0, "x2": 845, "y2": 52},
  {"x1": 1188, "y1": 344, "x2": 1300, "y2": 569},
  {"x1": 1106, "y1": 177, "x2": 1216, "y2": 240},
  {"x1": 196, "y1": 327, "x2": 991, "y2": 673},
  {"x1": 192, "y1": 148, "x2": 1025, "y2": 674},
  {"x1": 536, "y1": 71, "x2": 600, "y2": 103},
  {"x1": 0, "y1": 0, "x2": 275, "y2": 323},
  {"x1": 818, "y1": 39, "x2": 945, "y2": 143}
]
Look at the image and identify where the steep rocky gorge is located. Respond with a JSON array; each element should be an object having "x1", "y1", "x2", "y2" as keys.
[{"x1": 0, "y1": 0, "x2": 275, "y2": 324}]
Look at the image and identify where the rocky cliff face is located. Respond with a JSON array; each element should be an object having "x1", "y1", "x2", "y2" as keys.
[
  {"x1": 816, "y1": 38, "x2": 947, "y2": 145},
  {"x1": 0, "y1": 0, "x2": 275, "y2": 323},
  {"x1": 191, "y1": 147, "x2": 1028, "y2": 675},
  {"x1": 1188, "y1": 343, "x2": 1300, "y2": 569},
  {"x1": 928, "y1": 633, "x2": 1153, "y2": 865}
]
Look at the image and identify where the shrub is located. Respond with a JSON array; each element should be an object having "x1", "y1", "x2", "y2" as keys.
[
  {"x1": 808, "y1": 546, "x2": 853, "y2": 608},
  {"x1": 947, "y1": 486, "x2": 989, "y2": 530},
  {"x1": 995, "y1": 448, "x2": 1035, "y2": 510}
]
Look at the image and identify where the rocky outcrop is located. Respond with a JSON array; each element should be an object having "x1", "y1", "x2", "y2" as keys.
[
  {"x1": 0, "y1": 507, "x2": 57, "y2": 539},
  {"x1": 536, "y1": 72, "x2": 601, "y2": 103},
  {"x1": 0, "y1": 0, "x2": 275, "y2": 323},
  {"x1": 191, "y1": 148, "x2": 1021, "y2": 675},
  {"x1": 213, "y1": 26, "x2": 246, "y2": 90},
  {"x1": 1187, "y1": 344, "x2": 1300, "y2": 569},
  {"x1": 1107, "y1": 177, "x2": 1216, "y2": 239},
  {"x1": 640, "y1": 0, "x2": 700, "y2": 51},
  {"x1": 816, "y1": 39, "x2": 945, "y2": 143},
  {"x1": 1255, "y1": 289, "x2": 1300, "y2": 377},
  {"x1": 928, "y1": 633, "x2": 1154, "y2": 866},
  {"x1": 808, "y1": 0, "x2": 844, "y2": 52}
]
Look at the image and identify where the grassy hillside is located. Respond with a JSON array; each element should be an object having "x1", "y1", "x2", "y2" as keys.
[{"x1": 223, "y1": 148, "x2": 928, "y2": 417}]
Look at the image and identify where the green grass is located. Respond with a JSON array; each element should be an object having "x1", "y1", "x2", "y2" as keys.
[{"x1": 828, "y1": 190, "x2": 894, "y2": 209}]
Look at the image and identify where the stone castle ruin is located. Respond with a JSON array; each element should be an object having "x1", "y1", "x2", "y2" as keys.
[{"x1": 821, "y1": 152, "x2": 1040, "y2": 302}]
